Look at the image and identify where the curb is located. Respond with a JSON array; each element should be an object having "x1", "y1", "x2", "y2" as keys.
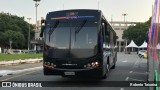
[{"x1": 0, "y1": 58, "x2": 43, "y2": 66}]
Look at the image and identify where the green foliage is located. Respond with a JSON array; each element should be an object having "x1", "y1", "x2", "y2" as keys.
[
  {"x1": 0, "y1": 12, "x2": 34, "y2": 49},
  {"x1": 122, "y1": 18, "x2": 150, "y2": 46},
  {"x1": 3, "y1": 30, "x2": 25, "y2": 48},
  {"x1": 0, "y1": 54, "x2": 42, "y2": 61}
]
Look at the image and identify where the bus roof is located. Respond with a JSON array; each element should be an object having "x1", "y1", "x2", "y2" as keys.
[{"x1": 45, "y1": 9, "x2": 102, "y2": 22}]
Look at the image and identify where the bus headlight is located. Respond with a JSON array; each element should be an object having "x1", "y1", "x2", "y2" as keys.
[
  {"x1": 87, "y1": 63, "x2": 91, "y2": 67},
  {"x1": 47, "y1": 62, "x2": 50, "y2": 66},
  {"x1": 95, "y1": 61, "x2": 99, "y2": 66},
  {"x1": 44, "y1": 62, "x2": 56, "y2": 68},
  {"x1": 84, "y1": 61, "x2": 99, "y2": 69},
  {"x1": 91, "y1": 62, "x2": 95, "y2": 67},
  {"x1": 51, "y1": 63, "x2": 54, "y2": 66}
]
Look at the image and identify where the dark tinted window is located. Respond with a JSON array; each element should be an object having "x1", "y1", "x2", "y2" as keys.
[{"x1": 44, "y1": 20, "x2": 98, "y2": 58}]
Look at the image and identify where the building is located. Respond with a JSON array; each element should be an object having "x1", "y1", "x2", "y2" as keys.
[
  {"x1": 30, "y1": 20, "x2": 43, "y2": 52},
  {"x1": 110, "y1": 21, "x2": 139, "y2": 52}
]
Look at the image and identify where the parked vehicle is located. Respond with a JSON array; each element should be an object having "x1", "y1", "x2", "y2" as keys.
[
  {"x1": 12, "y1": 50, "x2": 23, "y2": 54},
  {"x1": 25, "y1": 50, "x2": 37, "y2": 54},
  {"x1": 143, "y1": 53, "x2": 147, "y2": 59},
  {"x1": 138, "y1": 50, "x2": 147, "y2": 58}
]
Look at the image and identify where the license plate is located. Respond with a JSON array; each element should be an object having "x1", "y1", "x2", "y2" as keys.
[{"x1": 64, "y1": 72, "x2": 75, "y2": 75}]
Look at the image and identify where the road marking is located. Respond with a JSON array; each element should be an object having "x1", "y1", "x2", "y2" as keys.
[
  {"x1": 132, "y1": 58, "x2": 141, "y2": 69},
  {"x1": 120, "y1": 88, "x2": 125, "y2": 90},
  {"x1": 0, "y1": 69, "x2": 41, "y2": 82},
  {"x1": 122, "y1": 60, "x2": 127, "y2": 63},
  {"x1": 129, "y1": 71, "x2": 133, "y2": 73},
  {"x1": 125, "y1": 77, "x2": 129, "y2": 81},
  {"x1": 129, "y1": 71, "x2": 147, "y2": 75},
  {"x1": 127, "y1": 77, "x2": 144, "y2": 81}
]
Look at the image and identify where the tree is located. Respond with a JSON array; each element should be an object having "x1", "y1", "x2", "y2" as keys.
[
  {"x1": 2, "y1": 30, "x2": 25, "y2": 49},
  {"x1": 122, "y1": 18, "x2": 150, "y2": 46},
  {"x1": 0, "y1": 12, "x2": 34, "y2": 49}
]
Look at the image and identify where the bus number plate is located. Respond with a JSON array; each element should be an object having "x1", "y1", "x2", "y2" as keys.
[{"x1": 64, "y1": 72, "x2": 75, "y2": 75}]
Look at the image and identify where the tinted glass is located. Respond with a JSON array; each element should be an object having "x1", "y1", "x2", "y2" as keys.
[{"x1": 44, "y1": 20, "x2": 98, "y2": 58}]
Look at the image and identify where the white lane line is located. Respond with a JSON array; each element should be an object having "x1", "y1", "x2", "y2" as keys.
[
  {"x1": 129, "y1": 71, "x2": 133, "y2": 73},
  {"x1": 120, "y1": 88, "x2": 125, "y2": 90},
  {"x1": 129, "y1": 71, "x2": 147, "y2": 75},
  {"x1": 125, "y1": 77, "x2": 129, "y2": 81},
  {"x1": 132, "y1": 58, "x2": 140, "y2": 69},
  {"x1": 122, "y1": 60, "x2": 127, "y2": 63},
  {"x1": 129, "y1": 70, "x2": 148, "y2": 75},
  {"x1": 127, "y1": 77, "x2": 144, "y2": 81}
]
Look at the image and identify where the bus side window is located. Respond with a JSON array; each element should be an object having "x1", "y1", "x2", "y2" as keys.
[
  {"x1": 40, "y1": 26, "x2": 45, "y2": 37},
  {"x1": 105, "y1": 24, "x2": 110, "y2": 44},
  {"x1": 102, "y1": 23, "x2": 106, "y2": 43},
  {"x1": 113, "y1": 33, "x2": 117, "y2": 46}
]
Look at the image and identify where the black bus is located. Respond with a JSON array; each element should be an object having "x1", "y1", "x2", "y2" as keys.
[{"x1": 40, "y1": 9, "x2": 117, "y2": 78}]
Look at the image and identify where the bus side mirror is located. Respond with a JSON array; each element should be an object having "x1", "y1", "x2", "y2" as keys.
[
  {"x1": 41, "y1": 19, "x2": 45, "y2": 25},
  {"x1": 40, "y1": 26, "x2": 45, "y2": 37},
  {"x1": 40, "y1": 18, "x2": 46, "y2": 37}
]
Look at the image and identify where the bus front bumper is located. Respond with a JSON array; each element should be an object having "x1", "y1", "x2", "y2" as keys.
[{"x1": 44, "y1": 67, "x2": 103, "y2": 77}]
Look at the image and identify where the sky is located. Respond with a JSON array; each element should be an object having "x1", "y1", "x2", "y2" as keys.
[{"x1": 0, "y1": 0, "x2": 154, "y2": 24}]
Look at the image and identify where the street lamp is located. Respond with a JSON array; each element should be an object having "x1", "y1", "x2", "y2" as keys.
[
  {"x1": 122, "y1": 13, "x2": 127, "y2": 23},
  {"x1": 33, "y1": 0, "x2": 40, "y2": 31},
  {"x1": 98, "y1": 0, "x2": 99, "y2": 10},
  {"x1": 27, "y1": 18, "x2": 31, "y2": 51},
  {"x1": 63, "y1": 1, "x2": 64, "y2": 10},
  {"x1": 122, "y1": 13, "x2": 128, "y2": 52}
]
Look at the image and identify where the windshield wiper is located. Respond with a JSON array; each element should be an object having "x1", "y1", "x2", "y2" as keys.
[
  {"x1": 75, "y1": 20, "x2": 87, "y2": 41},
  {"x1": 48, "y1": 20, "x2": 59, "y2": 42},
  {"x1": 75, "y1": 20, "x2": 87, "y2": 34}
]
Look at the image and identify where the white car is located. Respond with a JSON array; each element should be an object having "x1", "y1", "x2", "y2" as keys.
[{"x1": 138, "y1": 50, "x2": 147, "y2": 58}]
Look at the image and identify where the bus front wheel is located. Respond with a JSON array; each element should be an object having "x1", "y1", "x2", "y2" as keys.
[
  {"x1": 111, "y1": 63, "x2": 116, "y2": 69},
  {"x1": 101, "y1": 64, "x2": 109, "y2": 79}
]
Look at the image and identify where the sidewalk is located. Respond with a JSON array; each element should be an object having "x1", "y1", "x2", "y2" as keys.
[
  {"x1": 0, "y1": 62, "x2": 43, "y2": 77},
  {"x1": 0, "y1": 58, "x2": 43, "y2": 66},
  {"x1": 0, "y1": 59, "x2": 43, "y2": 77}
]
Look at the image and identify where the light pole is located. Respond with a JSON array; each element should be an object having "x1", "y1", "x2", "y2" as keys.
[
  {"x1": 122, "y1": 13, "x2": 127, "y2": 23},
  {"x1": 9, "y1": 40, "x2": 12, "y2": 53},
  {"x1": 33, "y1": 0, "x2": 40, "y2": 31},
  {"x1": 122, "y1": 13, "x2": 128, "y2": 52},
  {"x1": 33, "y1": 0, "x2": 40, "y2": 52},
  {"x1": 27, "y1": 18, "x2": 31, "y2": 51},
  {"x1": 62, "y1": 0, "x2": 64, "y2": 10},
  {"x1": 98, "y1": 0, "x2": 99, "y2": 10}
]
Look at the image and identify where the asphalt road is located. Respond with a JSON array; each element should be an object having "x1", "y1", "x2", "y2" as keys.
[{"x1": 0, "y1": 52, "x2": 148, "y2": 90}]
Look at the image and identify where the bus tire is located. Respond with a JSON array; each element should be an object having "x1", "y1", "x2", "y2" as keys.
[
  {"x1": 111, "y1": 62, "x2": 116, "y2": 69},
  {"x1": 102, "y1": 73, "x2": 107, "y2": 79},
  {"x1": 101, "y1": 64, "x2": 109, "y2": 79},
  {"x1": 111, "y1": 55, "x2": 117, "y2": 69}
]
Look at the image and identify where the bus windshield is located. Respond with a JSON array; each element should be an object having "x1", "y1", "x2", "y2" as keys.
[{"x1": 44, "y1": 19, "x2": 98, "y2": 58}]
